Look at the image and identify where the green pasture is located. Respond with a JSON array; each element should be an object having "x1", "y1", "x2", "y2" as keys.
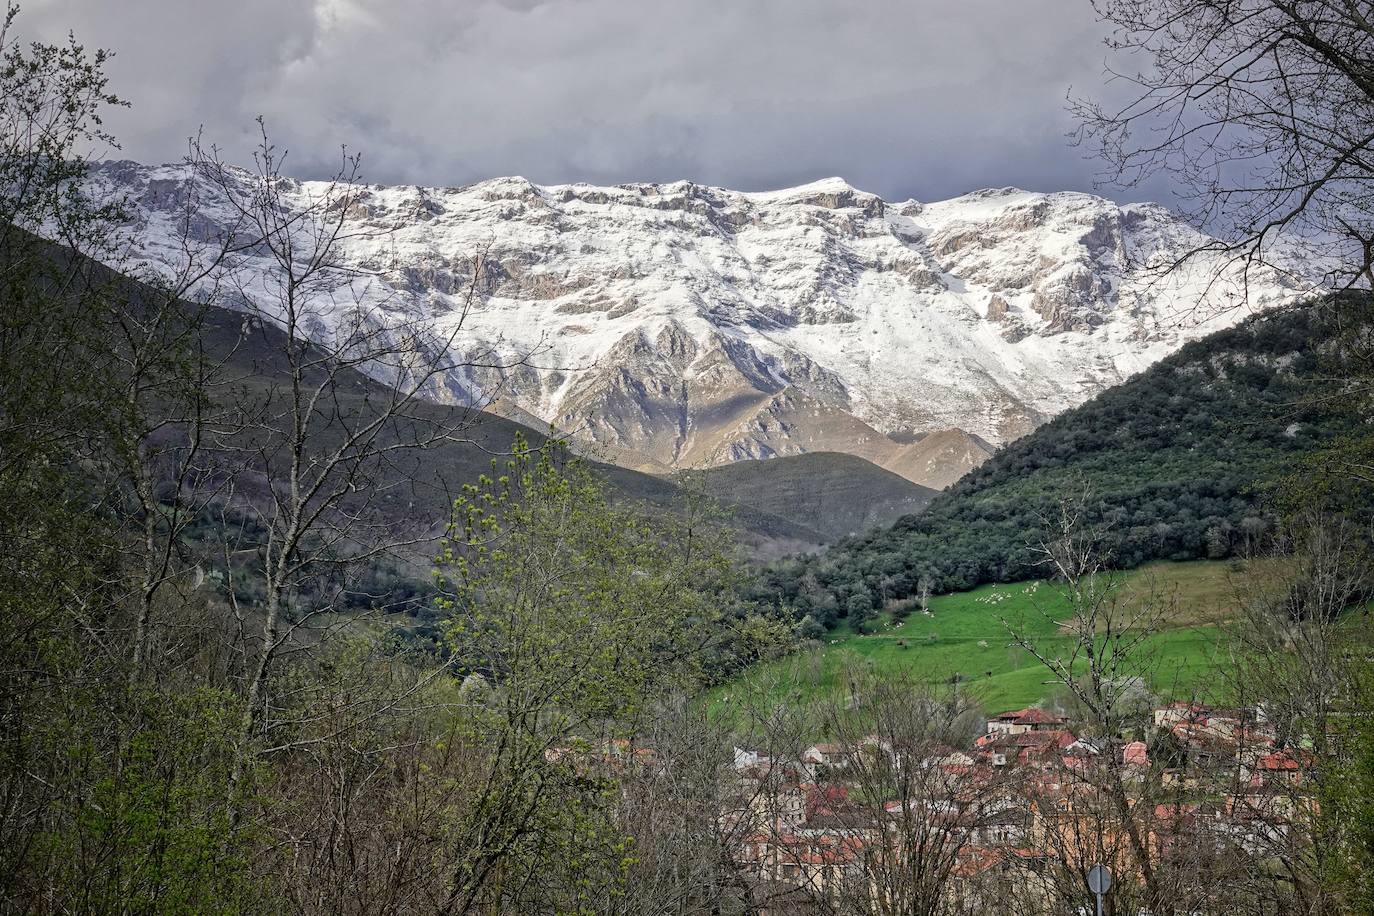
[{"x1": 713, "y1": 560, "x2": 1262, "y2": 716}]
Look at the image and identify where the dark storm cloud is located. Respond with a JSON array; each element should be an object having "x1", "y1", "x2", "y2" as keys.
[{"x1": 24, "y1": 0, "x2": 1162, "y2": 203}]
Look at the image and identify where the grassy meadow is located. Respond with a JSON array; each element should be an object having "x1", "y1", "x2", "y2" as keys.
[{"x1": 714, "y1": 559, "x2": 1267, "y2": 716}]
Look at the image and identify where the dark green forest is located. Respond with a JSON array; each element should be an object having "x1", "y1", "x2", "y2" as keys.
[{"x1": 753, "y1": 301, "x2": 1374, "y2": 631}]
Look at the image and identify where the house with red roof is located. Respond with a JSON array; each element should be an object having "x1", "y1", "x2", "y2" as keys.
[
  {"x1": 1251, "y1": 751, "x2": 1307, "y2": 787},
  {"x1": 987, "y1": 707, "x2": 1068, "y2": 736},
  {"x1": 1122, "y1": 740, "x2": 1149, "y2": 768},
  {"x1": 976, "y1": 729, "x2": 1077, "y2": 767},
  {"x1": 737, "y1": 831, "x2": 866, "y2": 901}
]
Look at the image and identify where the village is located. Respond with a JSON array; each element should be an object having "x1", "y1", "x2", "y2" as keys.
[{"x1": 717, "y1": 700, "x2": 1313, "y2": 913}]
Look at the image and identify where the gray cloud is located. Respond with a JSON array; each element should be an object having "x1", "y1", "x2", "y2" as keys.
[{"x1": 24, "y1": 0, "x2": 1164, "y2": 203}]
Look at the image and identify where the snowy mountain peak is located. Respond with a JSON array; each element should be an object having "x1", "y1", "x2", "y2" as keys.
[{"x1": 83, "y1": 161, "x2": 1304, "y2": 488}]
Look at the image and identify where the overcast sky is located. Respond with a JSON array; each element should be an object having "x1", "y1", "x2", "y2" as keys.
[{"x1": 23, "y1": 0, "x2": 1163, "y2": 203}]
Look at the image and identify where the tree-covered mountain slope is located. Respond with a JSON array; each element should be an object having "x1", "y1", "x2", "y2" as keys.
[
  {"x1": 17, "y1": 234, "x2": 827, "y2": 563},
  {"x1": 750, "y1": 299, "x2": 1372, "y2": 629},
  {"x1": 688, "y1": 452, "x2": 938, "y2": 542}
]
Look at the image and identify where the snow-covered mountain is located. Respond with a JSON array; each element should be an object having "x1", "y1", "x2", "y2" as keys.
[{"x1": 86, "y1": 162, "x2": 1302, "y2": 488}]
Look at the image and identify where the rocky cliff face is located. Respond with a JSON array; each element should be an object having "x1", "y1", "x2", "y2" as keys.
[{"x1": 86, "y1": 163, "x2": 1301, "y2": 488}]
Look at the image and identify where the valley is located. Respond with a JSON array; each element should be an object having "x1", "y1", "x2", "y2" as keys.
[
  {"x1": 8, "y1": 4, "x2": 1374, "y2": 913},
  {"x1": 8, "y1": 1, "x2": 1374, "y2": 911}
]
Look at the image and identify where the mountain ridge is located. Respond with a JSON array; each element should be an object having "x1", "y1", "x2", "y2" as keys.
[{"x1": 85, "y1": 162, "x2": 1304, "y2": 488}]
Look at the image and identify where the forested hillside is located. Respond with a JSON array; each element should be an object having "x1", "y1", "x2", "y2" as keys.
[
  {"x1": 752, "y1": 300, "x2": 1373, "y2": 630},
  {"x1": 689, "y1": 452, "x2": 937, "y2": 542}
]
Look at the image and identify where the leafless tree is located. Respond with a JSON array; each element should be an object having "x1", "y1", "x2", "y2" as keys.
[
  {"x1": 997, "y1": 502, "x2": 1371, "y2": 915},
  {"x1": 1217, "y1": 515, "x2": 1372, "y2": 914},
  {"x1": 115, "y1": 125, "x2": 551, "y2": 850},
  {"x1": 1002, "y1": 501, "x2": 1192, "y2": 914},
  {"x1": 590, "y1": 699, "x2": 761, "y2": 916},
  {"x1": 1074, "y1": 0, "x2": 1374, "y2": 291},
  {"x1": 101, "y1": 159, "x2": 260, "y2": 678},
  {"x1": 723, "y1": 664, "x2": 1003, "y2": 916},
  {"x1": 819, "y1": 670, "x2": 995, "y2": 916}
]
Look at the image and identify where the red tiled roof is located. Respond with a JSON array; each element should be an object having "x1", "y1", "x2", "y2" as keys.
[
  {"x1": 1020, "y1": 708, "x2": 1066, "y2": 725},
  {"x1": 993, "y1": 707, "x2": 1065, "y2": 725},
  {"x1": 1122, "y1": 741, "x2": 1149, "y2": 766},
  {"x1": 952, "y1": 845, "x2": 1057, "y2": 878},
  {"x1": 1154, "y1": 802, "x2": 1199, "y2": 818},
  {"x1": 761, "y1": 833, "x2": 866, "y2": 865},
  {"x1": 804, "y1": 783, "x2": 849, "y2": 817},
  {"x1": 982, "y1": 729, "x2": 1077, "y2": 749}
]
